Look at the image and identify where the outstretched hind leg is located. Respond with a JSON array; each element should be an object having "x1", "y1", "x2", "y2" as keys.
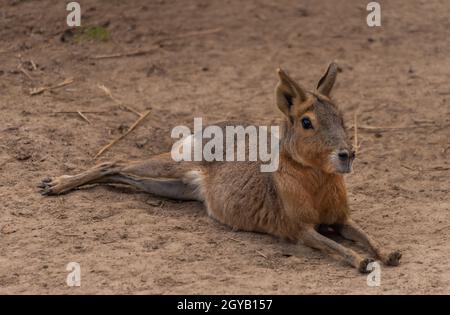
[
  {"x1": 94, "y1": 175, "x2": 200, "y2": 200},
  {"x1": 39, "y1": 153, "x2": 200, "y2": 196},
  {"x1": 39, "y1": 160, "x2": 126, "y2": 195}
]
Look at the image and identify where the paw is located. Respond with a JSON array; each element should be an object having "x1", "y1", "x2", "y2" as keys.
[
  {"x1": 38, "y1": 175, "x2": 72, "y2": 195},
  {"x1": 358, "y1": 257, "x2": 375, "y2": 274},
  {"x1": 384, "y1": 250, "x2": 402, "y2": 266}
]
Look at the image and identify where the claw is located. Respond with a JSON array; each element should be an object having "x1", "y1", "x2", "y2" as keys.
[
  {"x1": 38, "y1": 178, "x2": 54, "y2": 195},
  {"x1": 37, "y1": 182, "x2": 46, "y2": 188}
]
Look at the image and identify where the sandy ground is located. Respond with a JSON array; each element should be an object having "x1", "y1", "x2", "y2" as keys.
[{"x1": 0, "y1": 0, "x2": 449, "y2": 294}]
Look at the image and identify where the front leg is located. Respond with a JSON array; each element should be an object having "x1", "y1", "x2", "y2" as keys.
[
  {"x1": 300, "y1": 227, "x2": 374, "y2": 273},
  {"x1": 336, "y1": 219, "x2": 401, "y2": 266}
]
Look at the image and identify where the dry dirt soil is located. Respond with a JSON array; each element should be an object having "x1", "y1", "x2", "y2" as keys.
[{"x1": 0, "y1": 0, "x2": 449, "y2": 294}]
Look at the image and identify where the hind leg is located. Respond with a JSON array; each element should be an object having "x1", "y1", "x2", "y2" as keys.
[
  {"x1": 94, "y1": 175, "x2": 199, "y2": 200},
  {"x1": 39, "y1": 153, "x2": 199, "y2": 195},
  {"x1": 39, "y1": 160, "x2": 123, "y2": 195}
]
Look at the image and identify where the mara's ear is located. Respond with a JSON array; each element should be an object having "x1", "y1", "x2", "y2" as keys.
[
  {"x1": 316, "y1": 62, "x2": 338, "y2": 96},
  {"x1": 275, "y1": 68, "x2": 307, "y2": 117}
]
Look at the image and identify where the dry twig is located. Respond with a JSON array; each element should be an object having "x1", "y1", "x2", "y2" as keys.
[
  {"x1": 30, "y1": 78, "x2": 74, "y2": 95},
  {"x1": 77, "y1": 111, "x2": 92, "y2": 124},
  {"x1": 18, "y1": 64, "x2": 33, "y2": 81},
  {"x1": 97, "y1": 84, "x2": 142, "y2": 116},
  {"x1": 428, "y1": 166, "x2": 450, "y2": 171},
  {"x1": 91, "y1": 27, "x2": 222, "y2": 60},
  {"x1": 94, "y1": 110, "x2": 151, "y2": 159},
  {"x1": 256, "y1": 250, "x2": 268, "y2": 259},
  {"x1": 29, "y1": 60, "x2": 38, "y2": 71},
  {"x1": 91, "y1": 48, "x2": 158, "y2": 60},
  {"x1": 401, "y1": 164, "x2": 417, "y2": 172},
  {"x1": 225, "y1": 236, "x2": 244, "y2": 244},
  {"x1": 50, "y1": 111, "x2": 107, "y2": 114}
]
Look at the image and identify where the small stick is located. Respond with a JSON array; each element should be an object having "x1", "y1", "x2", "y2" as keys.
[
  {"x1": 226, "y1": 236, "x2": 244, "y2": 244},
  {"x1": 91, "y1": 27, "x2": 222, "y2": 60},
  {"x1": 428, "y1": 166, "x2": 450, "y2": 171},
  {"x1": 94, "y1": 110, "x2": 151, "y2": 159},
  {"x1": 18, "y1": 64, "x2": 33, "y2": 81},
  {"x1": 50, "y1": 111, "x2": 107, "y2": 114},
  {"x1": 97, "y1": 84, "x2": 142, "y2": 116},
  {"x1": 29, "y1": 60, "x2": 38, "y2": 71},
  {"x1": 154, "y1": 27, "x2": 223, "y2": 44},
  {"x1": 348, "y1": 119, "x2": 450, "y2": 132},
  {"x1": 256, "y1": 250, "x2": 268, "y2": 259},
  {"x1": 91, "y1": 48, "x2": 158, "y2": 60},
  {"x1": 30, "y1": 78, "x2": 74, "y2": 95},
  {"x1": 119, "y1": 104, "x2": 144, "y2": 117},
  {"x1": 401, "y1": 164, "x2": 416, "y2": 172},
  {"x1": 77, "y1": 111, "x2": 92, "y2": 124},
  {"x1": 412, "y1": 118, "x2": 435, "y2": 125},
  {"x1": 348, "y1": 124, "x2": 427, "y2": 132},
  {"x1": 55, "y1": 231, "x2": 82, "y2": 237}
]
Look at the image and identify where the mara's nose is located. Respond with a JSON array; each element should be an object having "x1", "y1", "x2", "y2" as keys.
[{"x1": 338, "y1": 149, "x2": 355, "y2": 161}]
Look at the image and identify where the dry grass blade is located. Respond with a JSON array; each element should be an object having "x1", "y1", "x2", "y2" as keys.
[
  {"x1": 77, "y1": 111, "x2": 92, "y2": 124},
  {"x1": 30, "y1": 60, "x2": 38, "y2": 71},
  {"x1": 30, "y1": 78, "x2": 74, "y2": 95},
  {"x1": 226, "y1": 236, "x2": 244, "y2": 244},
  {"x1": 50, "y1": 111, "x2": 107, "y2": 114},
  {"x1": 97, "y1": 84, "x2": 142, "y2": 116},
  {"x1": 428, "y1": 166, "x2": 450, "y2": 171},
  {"x1": 154, "y1": 27, "x2": 223, "y2": 44},
  {"x1": 401, "y1": 164, "x2": 417, "y2": 172},
  {"x1": 94, "y1": 110, "x2": 151, "y2": 159},
  {"x1": 97, "y1": 84, "x2": 115, "y2": 100},
  {"x1": 348, "y1": 124, "x2": 436, "y2": 132},
  {"x1": 91, "y1": 27, "x2": 222, "y2": 60},
  {"x1": 256, "y1": 250, "x2": 268, "y2": 259},
  {"x1": 119, "y1": 105, "x2": 144, "y2": 117},
  {"x1": 18, "y1": 64, "x2": 33, "y2": 81},
  {"x1": 91, "y1": 47, "x2": 158, "y2": 60}
]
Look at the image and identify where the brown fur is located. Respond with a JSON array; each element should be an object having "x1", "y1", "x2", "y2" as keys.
[{"x1": 39, "y1": 63, "x2": 401, "y2": 273}]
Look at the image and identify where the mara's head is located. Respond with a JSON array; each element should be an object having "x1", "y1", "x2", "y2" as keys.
[{"x1": 276, "y1": 63, "x2": 354, "y2": 174}]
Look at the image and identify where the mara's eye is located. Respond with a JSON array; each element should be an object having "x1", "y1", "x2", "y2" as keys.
[{"x1": 301, "y1": 117, "x2": 313, "y2": 130}]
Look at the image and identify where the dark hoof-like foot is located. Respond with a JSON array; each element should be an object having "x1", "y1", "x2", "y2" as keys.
[
  {"x1": 38, "y1": 175, "x2": 73, "y2": 196},
  {"x1": 38, "y1": 178, "x2": 56, "y2": 195},
  {"x1": 358, "y1": 258, "x2": 375, "y2": 274},
  {"x1": 384, "y1": 250, "x2": 402, "y2": 266}
]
